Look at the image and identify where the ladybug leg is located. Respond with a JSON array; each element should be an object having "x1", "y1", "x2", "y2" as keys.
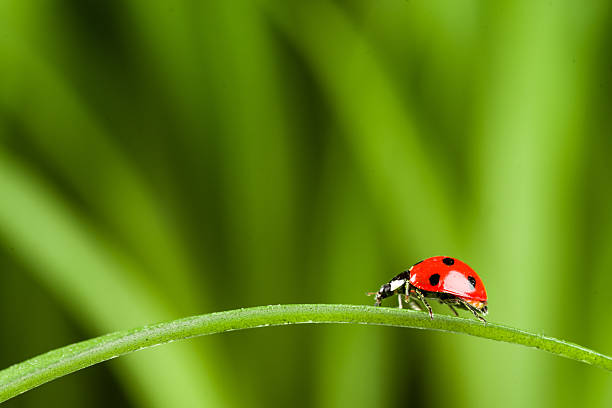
[
  {"x1": 407, "y1": 300, "x2": 423, "y2": 311},
  {"x1": 413, "y1": 288, "x2": 433, "y2": 320},
  {"x1": 458, "y1": 299, "x2": 487, "y2": 324},
  {"x1": 404, "y1": 286, "x2": 421, "y2": 311},
  {"x1": 446, "y1": 303, "x2": 459, "y2": 317},
  {"x1": 436, "y1": 298, "x2": 459, "y2": 316}
]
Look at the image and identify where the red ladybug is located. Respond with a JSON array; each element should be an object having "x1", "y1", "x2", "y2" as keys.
[{"x1": 370, "y1": 256, "x2": 488, "y2": 322}]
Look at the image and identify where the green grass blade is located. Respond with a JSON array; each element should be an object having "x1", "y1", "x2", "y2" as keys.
[{"x1": 1, "y1": 304, "x2": 609, "y2": 403}]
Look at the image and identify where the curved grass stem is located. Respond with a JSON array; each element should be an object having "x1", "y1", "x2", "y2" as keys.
[{"x1": 1, "y1": 304, "x2": 610, "y2": 402}]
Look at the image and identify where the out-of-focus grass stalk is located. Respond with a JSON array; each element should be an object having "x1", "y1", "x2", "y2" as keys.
[
  {"x1": 0, "y1": 2, "x2": 229, "y2": 407},
  {"x1": 263, "y1": 0, "x2": 457, "y2": 254},
  {"x1": 468, "y1": 2, "x2": 600, "y2": 407},
  {"x1": 313, "y1": 158, "x2": 386, "y2": 408},
  {"x1": 0, "y1": 22, "x2": 201, "y2": 313},
  {"x1": 0, "y1": 151, "x2": 228, "y2": 408},
  {"x1": 195, "y1": 3, "x2": 299, "y2": 405},
  {"x1": 1, "y1": 304, "x2": 610, "y2": 404}
]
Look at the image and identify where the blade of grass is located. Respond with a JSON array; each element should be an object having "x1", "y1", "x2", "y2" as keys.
[{"x1": 0, "y1": 304, "x2": 610, "y2": 404}]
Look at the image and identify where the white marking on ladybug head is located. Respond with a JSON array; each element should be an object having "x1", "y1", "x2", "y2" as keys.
[
  {"x1": 389, "y1": 278, "x2": 406, "y2": 291},
  {"x1": 443, "y1": 270, "x2": 476, "y2": 294}
]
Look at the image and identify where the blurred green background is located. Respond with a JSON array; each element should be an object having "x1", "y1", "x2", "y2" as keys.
[{"x1": 1, "y1": 0, "x2": 611, "y2": 407}]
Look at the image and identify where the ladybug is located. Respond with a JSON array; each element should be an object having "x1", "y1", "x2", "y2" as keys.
[{"x1": 369, "y1": 256, "x2": 488, "y2": 323}]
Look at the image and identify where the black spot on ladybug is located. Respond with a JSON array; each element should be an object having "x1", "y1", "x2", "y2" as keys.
[
  {"x1": 468, "y1": 276, "x2": 476, "y2": 288},
  {"x1": 442, "y1": 257, "x2": 454, "y2": 266},
  {"x1": 429, "y1": 273, "x2": 440, "y2": 286}
]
